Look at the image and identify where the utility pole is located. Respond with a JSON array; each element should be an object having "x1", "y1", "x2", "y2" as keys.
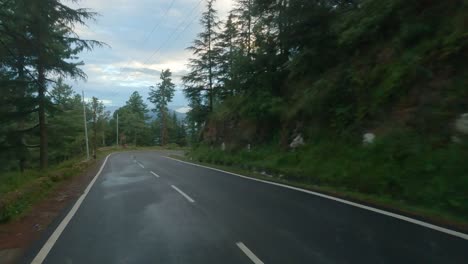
[
  {"x1": 82, "y1": 90, "x2": 90, "y2": 160},
  {"x1": 116, "y1": 112, "x2": 119, "y2": 146}
]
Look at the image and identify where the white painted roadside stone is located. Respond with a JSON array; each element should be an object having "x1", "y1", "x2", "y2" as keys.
[
  {"x1": 363, "y1": 133, "x2": 376, "y2": 145},
  {"x1": 290, "y1": 134, "x2": 305, "y2": 149},
  {"x1": 451, "y1": 136, "x2": 462, "y2": 144},
  {"x1": 455, "y1": 113, "x2": 468, "y2": 135}
]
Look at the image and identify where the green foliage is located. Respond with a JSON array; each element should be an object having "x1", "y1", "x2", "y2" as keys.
[
  {"x1": 0, "y1": 156, "x2": 93, "y2": 222},
  {"x1": 337, "y1": 0, "x2": 402, "y2": 49},
  {"x1": 149, "y1": 69, "x2": 176, "y2": 114},
  {"x1": 183, "y1": 0, "x2": 221, "y2": 117},
  {"x1": 149, "y1": 69, "x2": 176, "y2": 146},
  {"x1": 48, "y1": 79, "x2": 88, "y2": 163},
  {"x1": 0, "y1": 0, "x2": 103, "y2": 169},
  {"x1": 115, "y1": 91, "x2": 150, "y2": 146},
  {"x1": 89, "y1": 96, "x2": 108, "y2": 158}
]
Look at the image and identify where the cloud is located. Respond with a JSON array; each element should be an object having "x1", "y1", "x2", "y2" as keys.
[
  {"x1": 100, "y1": 99, "x2": 113, "y2": 105},
  {"x1": 84, "y1": 97, "x2": 113, "y2": 105},
  {"x1": 168, "y1": 8, "x2": 183, "y2": 18},
  {"x1": 120, "y1": 67, "x2": 161, "y2": 76},
  {"x1": 67, "y1": 0, "x2": 234, "y2": 110},
  {"x1": 175, "y1": 106, "x2": 192, "y2": 114}
]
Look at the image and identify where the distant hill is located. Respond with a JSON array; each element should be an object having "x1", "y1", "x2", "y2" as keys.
[
  {"x1": 105, "y1": 106, "x2": 187, "y2": 121},
  {"x1": 147, "y1": 108, "x2": 187, "y2": 121},
  {"x1": 104, "y1": 105, "x2": 119, "y2": 114}
]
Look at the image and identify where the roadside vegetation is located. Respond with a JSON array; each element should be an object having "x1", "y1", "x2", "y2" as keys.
[
  {"x1": 182, "y1": 0, "x2": 468, "y2": 223},
  {"x1": 0, "y1": 145, "x2": 187, "y2": 223},
  {"x1": 188, "y1": 136, "x2": 468, "y2": 224},
  {"x1": 0, "y1": 156, "x2": 94, "y2": 222}
]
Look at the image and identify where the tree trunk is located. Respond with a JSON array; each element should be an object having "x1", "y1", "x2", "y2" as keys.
[
  {"x1": 279, "y1": 121, "x2": 290, "y2": 151},
  {"x1": 38, "y1": 64, "x2": 48, "y2": 169},
  {"x1": 208, "y1": 14, "x2": 213, "y2": 112},
  {"x1": 36, "y1": 6, "x2": 48, "y2": 170},
  {"x1": 17, "y1": 56, "x2": 27, "y2": 172},
  {"x1": 161, "y1": 107, "x2": 166, "y2": 146},
  {"x1": 134, "y1": 131, "x2": 137, "y2": 146}
]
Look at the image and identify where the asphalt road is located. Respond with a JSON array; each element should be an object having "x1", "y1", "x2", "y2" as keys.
[{"x1": 28, "y1": 151, "x2": 467, "y2": 263}]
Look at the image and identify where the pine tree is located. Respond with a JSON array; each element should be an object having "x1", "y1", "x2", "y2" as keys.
[
  {"x1": 233, "y1": 0, "x2": 254, "y2": 56},
  {"x1": 1, "y1": 0, "x2": 102, "y2": 170},
  {"x1": 117, "y1": 91, "x2": 149, "y2": 146},
  {"x1": 48, "y1": 79, "x2": 86, "y2": 162},
  {"x1": 183, "y1": 0, "x2": 221, "y2": 114},
  {"x1": 149, "y1": 69, "x2": 175, "y2": 146},
  {"x1": 0, "y1": 0, "x2": 39, "y2": 171},
  {"x1": 25, "y1": 0, "x2": 103, "y2": 169},
  {"x1": 125, "y1": 91, "x2": 149, "y2": 120},
  {"x1": 215, "y1": 12, "x2": 240, "y2": 98}
]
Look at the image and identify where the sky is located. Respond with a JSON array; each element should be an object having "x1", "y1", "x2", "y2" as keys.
[{"x1": 68, "y1": 0, "x2": 234, "y2": 113}]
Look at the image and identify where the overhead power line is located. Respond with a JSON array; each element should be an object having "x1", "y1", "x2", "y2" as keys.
[
  {"x1": 120, "y1": 0, "x2": 177, "y2": 72},
  {"x1": 140, "y1": 0, "x2": 177, "y2": 48},
  {"x1": 124, "y1": 0, "x2": 204, "y2": 81},
  {"x1": 140, "y1": 0, "x2": 204, "y2": 67},
  {"x1": 172, "y1": 14, "x2": 200, "y2": 47}
]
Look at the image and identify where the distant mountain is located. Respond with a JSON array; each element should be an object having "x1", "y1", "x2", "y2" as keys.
[
  {"x1": 104, "y1": 105, "x2": 119, "y2": 115},
  {"x1": 172, "y1": 109, "x2": 187, "y2": 120},
  {"x1": 104, "y1": 106, "x2": 187, "y2": 121},
  {"x1": 147, "y1": 108, "x2": 187, "y2": 121}
]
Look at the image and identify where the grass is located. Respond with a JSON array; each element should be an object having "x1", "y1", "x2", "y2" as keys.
[
  {"x1": 186, "y1": 133, "x2": 468, "y2": 227},
  {"x1": 0, "y1": 155, "x2": 94, "y2": 222}
]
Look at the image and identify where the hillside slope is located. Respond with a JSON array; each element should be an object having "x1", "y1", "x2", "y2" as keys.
[{"x1": 186, "y1": 0, "x2": 468, "y2": 221}]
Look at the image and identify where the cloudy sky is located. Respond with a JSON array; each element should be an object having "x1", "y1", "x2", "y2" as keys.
[{"x1": 68, "y1": 0, "x2": 234, "y2": 113}]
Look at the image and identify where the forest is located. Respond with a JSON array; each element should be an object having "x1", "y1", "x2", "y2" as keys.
[
  {"x1": 1, "y1": 0, "x2": 468, "y2": 222},
  {"x1": 0, "y1": 0, "x2": 186, "y2": 171},
  {"x1": 0, "y1": 0, "x2": 186, "y2": 220}
]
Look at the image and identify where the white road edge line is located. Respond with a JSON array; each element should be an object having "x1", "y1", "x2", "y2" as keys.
[
  {"x1": 236, "y1": 242, "x2": 264, "y2": 264},
  {"x1": 150, "y1": 171, "x2": 160, "y2": 178},
  {"x1": 31, "y1": 154, "x2": 112, "y2": 264},
  {"x1": 171, "y1": 185, "x2": 195, "y2": 203},
  {"x1": 165, "y1": 156, "x2": 468, "y2": 240},
  {"x1": 137, "y1": 162, "x2": 145, "y2": 168}
]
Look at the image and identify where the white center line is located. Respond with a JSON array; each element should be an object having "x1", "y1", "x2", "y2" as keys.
[
  {"x1": 137, "y1": 162, "x2": 145, "y2": 168},
  {"x1": 236, "y1": 242, "x2": 264, "y2": 264},
  {"x1": 150, "y1": 171, "x2": 160, "y2": 178},
  {"x1": 171, "y1": 185, "x2": 195, "y2": 203}
]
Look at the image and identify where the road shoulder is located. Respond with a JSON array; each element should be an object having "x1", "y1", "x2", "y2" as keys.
[{"x1": 0, "y1": 157, "x2": 106, "y2": 264}]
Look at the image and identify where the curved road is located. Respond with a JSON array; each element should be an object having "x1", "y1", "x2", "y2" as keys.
[{"x1": 27, "y1": 151, "x2": 467, "y2": 263}]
